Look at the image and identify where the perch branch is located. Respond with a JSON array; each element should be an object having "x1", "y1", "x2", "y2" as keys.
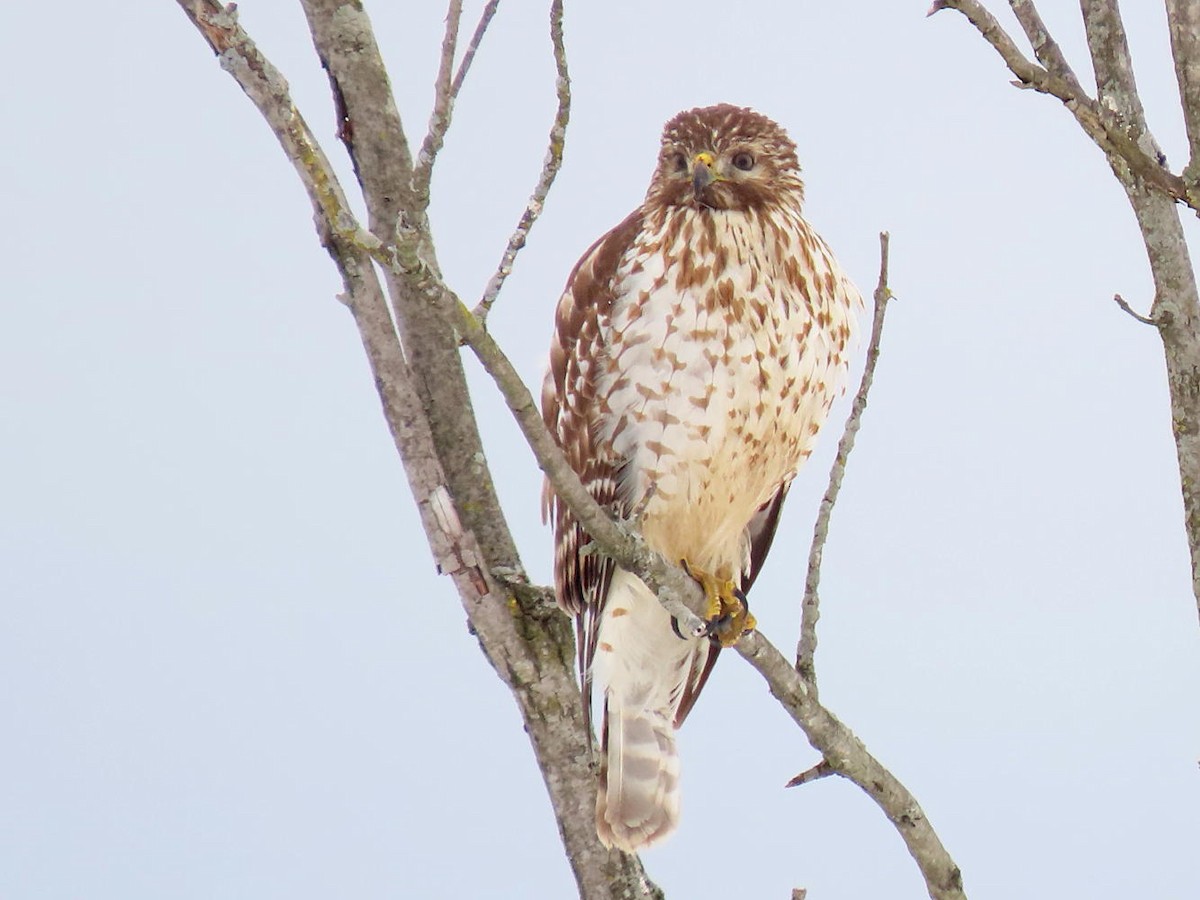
[
  {"x1": 461, "y1": 227, "x2": 965, "y2": 897},
  {"x1": 449, "y1": 292, "x2": 709, "y2": 635},
  {"x1": 474, "y1": 0, "x2": 571, "y2": 325},
  {"x1": 737, "y1": 632, "x2": 966, "y2": 899},
  {"x1": 179, "y1": 5, "x2": 964, "y2": 895},
  {"x1": 798, "y1": 232, "x2": 893, "y2": 681},
  {"x1": 749, "y1": 233, "x2": 964, "y2": 897}
]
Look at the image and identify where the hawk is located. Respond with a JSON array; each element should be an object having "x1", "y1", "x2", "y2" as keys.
[{"x1": 541, "y1": 104, "x2": 860, "y2": 852}]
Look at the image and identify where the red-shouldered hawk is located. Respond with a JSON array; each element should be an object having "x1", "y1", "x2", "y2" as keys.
[{"x1": 541, "y1": 104, "x2": 860, "y2": 852}]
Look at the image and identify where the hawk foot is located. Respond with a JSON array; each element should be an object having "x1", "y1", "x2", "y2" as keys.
[{"x1": 679, "y1": 560, "x2": 756, "y2": 647}]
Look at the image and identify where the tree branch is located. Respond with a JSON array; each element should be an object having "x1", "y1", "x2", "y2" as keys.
[
  {"x1": 785, "y1": 759, "x2": 834, "y2": 788},
  {"x1": 771, "y1": 233, "x2": 965, "y2": 899},
  {"x1": 449, "y1": 291, "x2": 709, "y2": 636},
  {"x1": 178, "y1": 4, "x2": 965, "y2": 896},
  {"x1": 737, "y1": 632, "x2": 967, "y2": 900},
  {"x1": 1079, "y1": 0, "x2": 1149, "y2": 127},
  {"x1": 1006, "y1": 0, "x2": 1085, "y2": 94},
  {"x1": 176, "y1": 3, "x2": 663, "y2": 896},
  {"x1": 412, "y1": 0, "x2": 464, "y2": 205},
  {"x1": 930, "y1": 0, "x2": 1194, "y2": 209},
  {"x1": 798, "y1": 233, "x2": 893, "y2": 682},
  {"x1": 300, "y1": 0, "x2": 520, "y2": 578},
  {"x1": 474, "y1": 0, "x2": 571, "y2": 325},
  {"x1": 1166, "y1": 0, "x2": 1200, "y2": 183},
  {"x1": 456, "y1": 224, "x2": 966, "y2": 896},
  {"x1": 1113, "y1": 292, "x2": 1161, "y2": 326}
]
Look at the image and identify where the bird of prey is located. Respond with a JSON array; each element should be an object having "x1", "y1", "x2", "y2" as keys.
[{"x1": 541, "y1": 104, "x2": 860, "y2": 852}]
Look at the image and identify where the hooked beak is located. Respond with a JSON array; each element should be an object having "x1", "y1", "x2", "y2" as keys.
[{"x1": 692, "y1": 151, "x2": 717, "y2": 197}]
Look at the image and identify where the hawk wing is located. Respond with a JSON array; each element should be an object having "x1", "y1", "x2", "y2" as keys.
[{"x1": 541, "y1": 211, "x2": 644, "y2": 736}]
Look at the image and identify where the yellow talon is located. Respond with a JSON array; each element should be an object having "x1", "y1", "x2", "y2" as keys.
[{"x1": 680, "y1": 560, "x2": 755, "y2": 647}]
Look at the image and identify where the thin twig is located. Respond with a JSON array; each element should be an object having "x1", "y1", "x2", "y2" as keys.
[
  {"x1": 412, "y1": 0, "x2": 501, "y2": 207},
  {"x1": 413, "y1": 0, "x2": 465, "y2": 205},
  {"x1": 473, "y1": 0, "x2": 570, "y2": 325},
  {"x1": 451, "y1": 0, "x2": 500, "y2": 99},
  {"x1": 1113, "y1": 293, "x2": 1160, "y2": 326},
  {"x1": 785, "y1": 759, "x2": 834, "y2": 788},
  {"x1": 798, "y1": 232, "x2": 893, "y2": 680}
]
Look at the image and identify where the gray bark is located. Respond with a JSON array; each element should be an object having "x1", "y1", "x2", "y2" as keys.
[
  {"x1": 175, "y1": 2, "x2": 660, "y2": 897},
  {"x1": 934, "y1": 0, "x2": 1200, "y2": 624}
]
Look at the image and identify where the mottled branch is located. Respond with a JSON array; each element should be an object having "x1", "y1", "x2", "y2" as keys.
[
  {"x1": 474, "y1": 0, "x2": 571, "y2": 325},
  {"x1": 737, "y1": 633, "x2": 966, "y2": 900},
  {"x1": 798, "y1": 232, "x2": 893, "y2": 681},
  {"x1": 1006, "y1": 0, "x2": 1084, "y2": 94},
  {"x1": 766, "y1": 234, "x2": 965, "y2": 899},
  {"x1": 930, "y1": 0, "x2": 1193, "y2": 209},
  {"x1": 462, "y1": 224, "x2": 963, "y2": 896},
  {"x1": 413, "y1": 0, "x2": 464, "y2": 204},
  {"x1": 451, "y1": 0, "x2": 500, "y2": 102},
  {"x1": 1166, "y1": 0, "x2": 1200, "y2": 182},
  {"x1": 176, "y1": 3, "x2": 663, "y2": 897},
  {"x1": 1079, "y1": 0, "x2": 1148, "y2": 127},
  {"x1": 1113, "y1": 293, "x2": 1160, "y2": 326},
  {"x1": 449, "y1": 294, "x2": 709, "y2": 636}
]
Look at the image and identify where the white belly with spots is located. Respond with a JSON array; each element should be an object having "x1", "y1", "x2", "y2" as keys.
[{"x1": 596, "y1": 207, "x2": 855, "y2": 576}]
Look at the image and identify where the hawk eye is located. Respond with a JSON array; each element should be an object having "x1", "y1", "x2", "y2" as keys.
[
  {"x1": 671, "y1": 152, "x2": 688, "y2": 173},
  {"x1": 731, "y1": 151, "x2": 755, "y2": 171}
]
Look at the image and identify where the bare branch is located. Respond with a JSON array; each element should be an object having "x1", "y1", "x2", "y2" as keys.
[
  {"x1": 1079, "y1": 0, "x2": 1149, "y2": 128},
  {"x1": 176, "y1": 5, "x2": 665, "y2": 896},
  {"x1": 1166, "y1": 0, "x2": 1200, "y2": 182},
  {"x1": 459, "y1": 223, "x2": 964, "y2": 896},
  {"x1": 930, "y1": 0, "x2": 1194, "y2": 209},
  {"x1": 736, "y1": 632, "x2": 967, "y2": 900},
  {"x1": 1113, "y1": 293, "x2": 1161, "y2": 326},
  {"x1": 413, "y1": 0, "x2": 501, "y2": 203},
  {"x1": 179, "y1": 6, "x2": 963, "y2": 895},
  {"x1": 448, "y1": 289, "x2": 709, "y2": 636},
  {"x1": 174, "y1": 1, "x2": 375, "y2": 250},
  {"x1": 1006, "y1": 0, "x2": 1085, "y2": 94},
  {"x1": 451, "y1": 0, "x2": 501, "y2": 100},
  {"x1": 798, "y1": 233, "x2": 894, "y2": 680},
  {"x1": 474, "y1": 0, "x2": 571, "y2": 325},
  {"x1": 412, "y1": 0, "x2": 464, "y2": 204}
]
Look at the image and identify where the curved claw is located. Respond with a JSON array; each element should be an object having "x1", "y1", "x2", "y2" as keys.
[{"x1": 680, "y1": 560, "x2": 757, "y2": 647}]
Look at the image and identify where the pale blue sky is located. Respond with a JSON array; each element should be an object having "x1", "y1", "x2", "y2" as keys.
[{"x1": 2, "y1": 3, "x2": 1197, "y2": 898}]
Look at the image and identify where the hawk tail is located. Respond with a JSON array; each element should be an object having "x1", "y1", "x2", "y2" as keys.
[
  {"x1": 596, "y1": 698, "x2": 680, "y2": 852},
  {"x1": 591, "y1": 570, "x2": 697, "y2": 852}
]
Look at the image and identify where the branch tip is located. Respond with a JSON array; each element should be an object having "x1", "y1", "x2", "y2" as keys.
[
  {"x1": 786, "y1": 759, "x2": 835, "y2": 788},
  {"x1": 475, "y1": 0, "x2": 570, "y2": 325},
  {"x1": 1113, "y1": 293, "x2": 1160, "y2": 326},
  {"x1": 798, "y1": 230, "x2": 895, "y2": 676}
]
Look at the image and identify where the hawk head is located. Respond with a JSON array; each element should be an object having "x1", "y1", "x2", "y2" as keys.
[{"x1": 644, "y1": 104, "x2": 805, "y2": 213}]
